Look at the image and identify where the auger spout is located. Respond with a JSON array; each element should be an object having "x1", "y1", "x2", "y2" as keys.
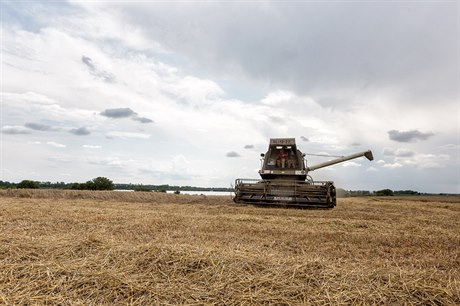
[{"x1": 307, "y1": 150, "x2": 373, "y2": 172}]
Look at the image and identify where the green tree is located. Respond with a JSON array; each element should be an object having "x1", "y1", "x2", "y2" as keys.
[
  {"x1": 17, "y1": 180, "x2": 40, "y2": 189},
  {"x1": 134, "y1": 186, "x2": 152, "y2": 192},
  {"x1": 70, "y1": 183, "x2": 85, "y2": 190},
  {"x1": 87, "y1": 177, "x2": 114, "y2": 190},
  {"x1": 375, "y1": 189, "x2": 394, "y2": 196}
]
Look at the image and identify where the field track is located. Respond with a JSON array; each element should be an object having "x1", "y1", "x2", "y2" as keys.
[{"x1": 0, "y1": 189, "x2": 459, "y2": 305}]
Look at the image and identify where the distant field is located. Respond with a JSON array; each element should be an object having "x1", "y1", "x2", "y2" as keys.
[{"x1": 0, "y1": 189, "x2": 459, "y2": 305}]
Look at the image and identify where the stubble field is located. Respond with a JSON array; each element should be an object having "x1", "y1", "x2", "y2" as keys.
[{"x1": 0, "y1": 189, "x2": 459, "y2": 305}]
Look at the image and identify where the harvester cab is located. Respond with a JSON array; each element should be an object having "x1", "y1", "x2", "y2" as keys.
[
  {"x1": 258, "y1": 138, "x2": 308, "y2": 181},
  {"x1": 234, "y1": 138, "x2": 373, "y2": 208}
]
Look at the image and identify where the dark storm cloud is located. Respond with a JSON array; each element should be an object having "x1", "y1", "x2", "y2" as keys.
[
  {"x1": 101, "y1": 108, "x2": 153, "y2": 124},
  {"x1": 81, "y1": 56, "x2": 95, "y2": 70},
  {"x1": 244, "y1": 145, "x2": 254, "y2": 149},
  {"x1": 69, "y1": 127, "x2": 91, "y2": 135},
  {"x1": 97, "y1": 71, "x2": 116, "y2": 83},
  {"x1": 101, "y1": 108, "x2": 137, "y2": 118},
  {"x1": 300, "y1": 136, "x2": 309, "y2": 142},
  {"x1": 226, "y1": 151, "x2": 241, "y2": 158},
  {"x1": 116, "y1": 2, "x2": 457, "y2": 104},
  {"x1": 388, "y1": 130, "x2": 435, "y2": 143},
  {"x1": 132, "y1": 116, "x2": 154, "y2": 123},
  {"x1": 81, "y1": 55, "x2": 115, "y2": 83},
  {"x1": 25, "y1": 122, "x2": 57, "y2": 131}
]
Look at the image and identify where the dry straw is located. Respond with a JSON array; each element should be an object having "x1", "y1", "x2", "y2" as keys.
[{"x1": 0, "y1": 189, "x2": 459, "y2": 305}]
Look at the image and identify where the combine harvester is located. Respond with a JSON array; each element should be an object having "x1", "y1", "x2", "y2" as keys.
[{"x1": 234, "y1": 138, "x2": 373, "y2": 208}]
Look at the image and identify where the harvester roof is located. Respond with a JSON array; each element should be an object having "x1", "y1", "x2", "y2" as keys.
[{"x1": 269, "y1": 138, "x2": 298, "y2": 150}]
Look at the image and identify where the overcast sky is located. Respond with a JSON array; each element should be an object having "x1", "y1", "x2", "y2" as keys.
[{"x1": 1, "y1": 1, "x2": 459, "y2": 193}]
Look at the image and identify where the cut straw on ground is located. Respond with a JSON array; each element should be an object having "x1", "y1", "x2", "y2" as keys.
[{"x1": 0, "y1": 189, "x2": 459, "y2": 305}]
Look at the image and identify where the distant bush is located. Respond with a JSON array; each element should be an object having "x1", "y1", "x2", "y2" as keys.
[
  {"x1": 88, "y1": 177, "x2": 114, "y2": 190},
  {"x1": 393, "y1": 190, "x2": 420, "y2": 195},
  {"x1": 174, "y1": 190, "x2": 180, "y2": 195},
  {"x1": 375, "y1": 189, "x2": 394, "y2": 196},
  {"x1": 0, "y1": 180, "x2": 15, "y2": 189},
  {"x1": 70, "y1": 183, "x2": 86, "y2": 190},
  {"x1": 70, "y1": 177, "x2": 113, "y2": 191},
  {"x1": 134, "y1": 186, "x2": 152, "y2": 192},
  {"x1": 17, "y1": 180, "x2": 40, "y2": 189}
]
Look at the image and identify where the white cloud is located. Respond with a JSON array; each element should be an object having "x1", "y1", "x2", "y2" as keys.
[
  {"x1": 46, "y1": 141, "x2": 66, "y2": 148},
  {"x1": 62, "y1": 1, "x2": 165, "y2": 53},
  {"x1": 407, "y1": 153, "x2": 450, "y2": 169},
  {"x1": 379, "y1": 150, "x2": 451, "y2": 170},
  {"x1": 47, "y1": 156, "x2": 72, "y2": 163},
  {"x1": 87, "y1": 156, "x2": 128, "y2": 169},
  {"x1": 367, "y1": 166, "x2": 379, "y2": 172},
  {"x1": 342, "y1": 161, "x2": 361, "y2": 168},
  {"x1": 165, "y1": 76, "x2": 225, "y2": 105},
  {"x1": 1, "y1": 125, "x2": 31, "y2": 134},
  {"x1": 2, "y1": 92, "x2": 56, "y2": 105},
  {"x1": 105, "y1": 131, "x2": 151, "y2": 139},
  {"x1": 171, "y1": 155, "x2": 190, "y2": 173},
  {"x1": 383, "y1": 162, "x2": 403, "y2": 169},
  {"x1": 83, "y1": 145, "x2": 101, "y2": 149},
  {"x1": 2, "y1": 91, "x2": 98, "y2": 124},
  {"x1": 261, "y1": 90, "x2": 294, "y2": 106},
  {"x1": 383, "y1": 148, "x2": 415, "y2": 157}
]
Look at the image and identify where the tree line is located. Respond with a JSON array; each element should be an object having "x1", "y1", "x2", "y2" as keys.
[
  {"x1": 0, "y1": 179, "x2": 233, "y2": 192},
  {"x1": 1, "y1": 179, "x2": 453, "y2": 196},
  {"x1": 345, "y1": 189, "x2": 423, "y2": 196},
  {"x1": 0, "y1": 177, "x2": 114, "y2": 191}
]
